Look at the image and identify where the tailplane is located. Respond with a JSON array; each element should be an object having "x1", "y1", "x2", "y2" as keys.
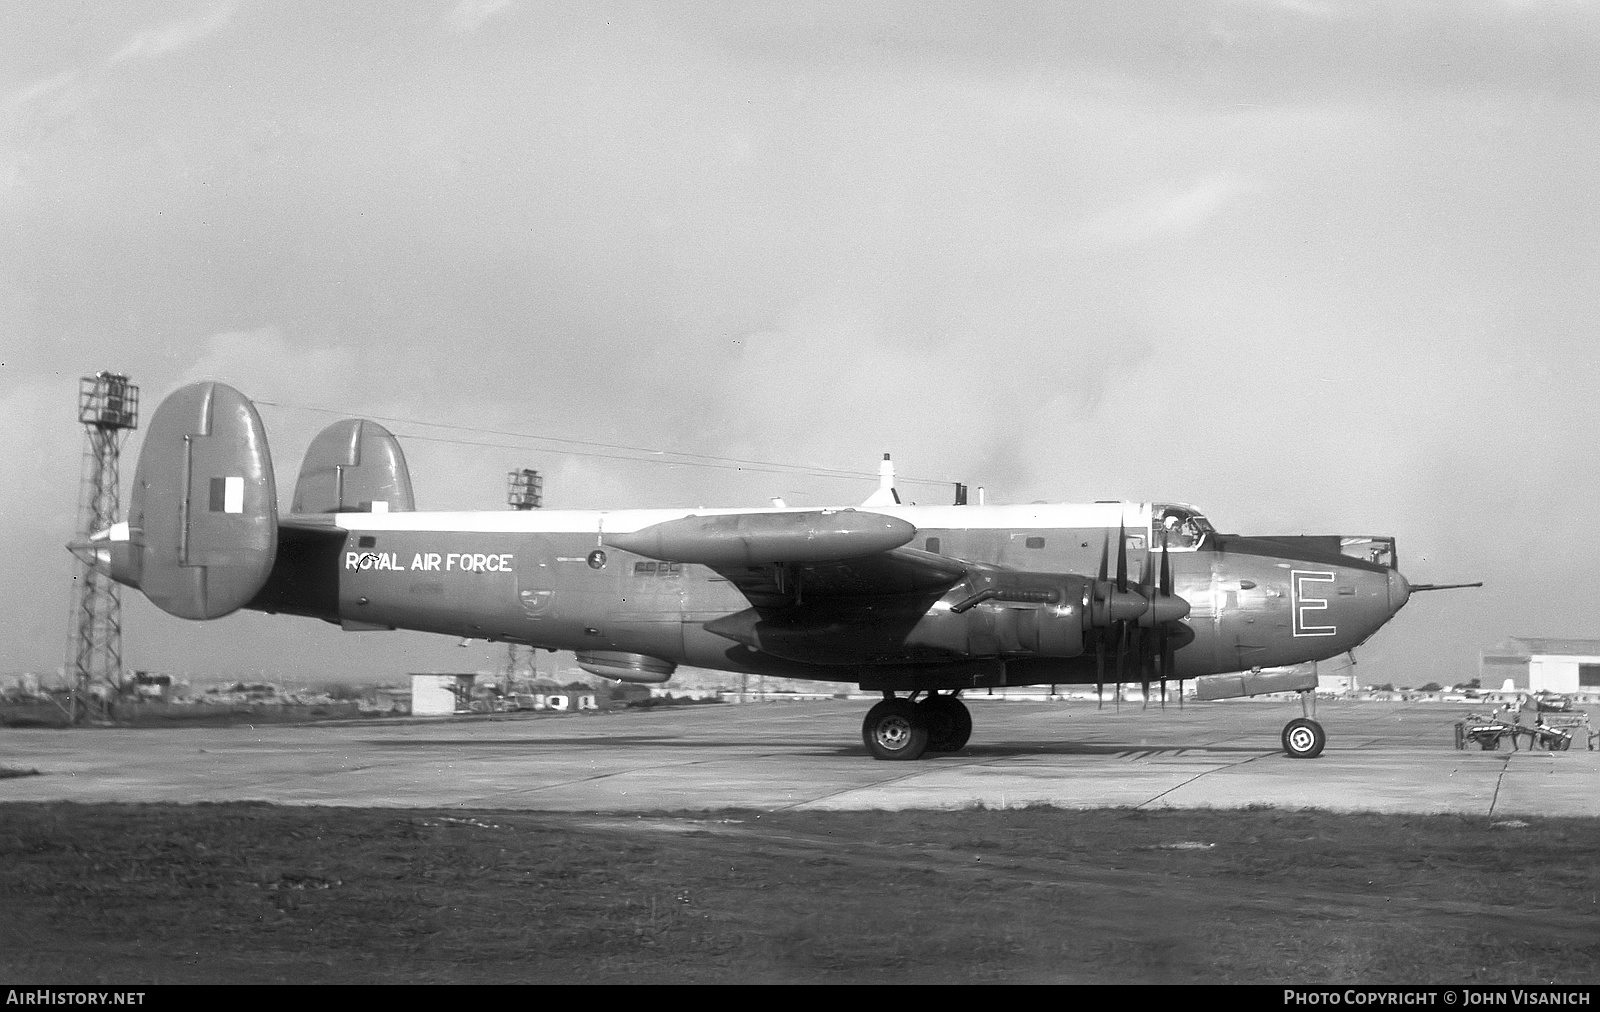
[{"x1": 100, "y1": 385, "x2": 418, "y2": 621}]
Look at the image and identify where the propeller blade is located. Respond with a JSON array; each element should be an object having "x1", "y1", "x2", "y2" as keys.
[
  {"x1": 1139, "y1": 624, "x2": 1151, "y2": 710},
  {"x1": 1160, "y1": 527, "x2": 1172, "y2": 598},
  {"x1": 1115, "y1": 612, "x2": 1128, "y2": 685},
  {"x1": 1160, "y1": 626, "x2": 1175, "y2": 711},
  {"x1": 1116, "y1": 519, "x2": 1128, "y2": 593},
  {"x1": 1096, "y1": 637, "x2": 1105, "y2": 710}
]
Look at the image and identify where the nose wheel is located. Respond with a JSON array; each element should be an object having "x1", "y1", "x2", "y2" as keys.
[{"x1": 1282, "y1": 717, "x2": 1326, "y2": 759}]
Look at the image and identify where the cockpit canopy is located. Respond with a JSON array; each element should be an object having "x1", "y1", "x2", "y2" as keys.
[{"x1": 1152, "y1": 503, "x2": 1214, "y2": 551}]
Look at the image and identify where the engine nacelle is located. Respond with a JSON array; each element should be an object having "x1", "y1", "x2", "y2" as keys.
[
  {"x1": 702, "y1": 571, "x2": 1092, "y2": 665},
  {"x1": 575, "y1": 651, "x2": 676, "y2": 684},
  {"x1": 906, "y1": 572, "x2": 1090, "y2": 659}
]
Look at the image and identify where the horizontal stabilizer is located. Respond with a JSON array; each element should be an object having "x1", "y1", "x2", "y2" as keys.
[
  {"x1": 128, "y1": 382, "x2": 278, "y2": 619},
  {"x1": 291, "y1": 419, "x2": 415, "y2": 514},
  {"x1": 603, "y1": 510, "x2": 915, "y2": 567}
]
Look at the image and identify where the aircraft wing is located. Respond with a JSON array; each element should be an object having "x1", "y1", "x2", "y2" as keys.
[
  {"x1": 602, "y1": 510, "x2": 969, "y2": 605},
  {"x1": 710, "y1": 546, "x2": 969, "y2": 605}
]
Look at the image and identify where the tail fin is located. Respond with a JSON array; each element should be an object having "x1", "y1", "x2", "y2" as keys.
[
  {"x1": 126, "y1": 382, "x2": 278, "y2": 619},
  {"x1": 290, "y1": 419, "x2": 415, "y2": 514}
]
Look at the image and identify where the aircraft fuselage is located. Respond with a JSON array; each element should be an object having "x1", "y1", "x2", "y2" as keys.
[{"x1": 247, "y1": 502, "x2": 1409, "y2": 692}]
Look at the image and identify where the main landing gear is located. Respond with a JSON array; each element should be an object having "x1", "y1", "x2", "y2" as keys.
[
  {"x1": 1281, "y1": 691, "x2": 1326, "y2": 759},
  {"x1": 862, "y1": 692, "x2": 972, "y2": 761}
]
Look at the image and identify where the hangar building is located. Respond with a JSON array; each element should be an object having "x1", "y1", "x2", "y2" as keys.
[{"x1": 1480, "y1": 638, "x2": 1600, "y2": 696}]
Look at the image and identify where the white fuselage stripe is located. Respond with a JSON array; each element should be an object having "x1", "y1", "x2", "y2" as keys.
[{"x1": 323, "y1": 502, "x2": 1156, "y2": 535}]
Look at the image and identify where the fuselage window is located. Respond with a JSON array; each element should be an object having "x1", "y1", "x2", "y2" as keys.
[
  {"x1": 925, "y1": 537, "x2": 941, "y2": 554},
  {"x1": 357, "y1": 536, "x2": 376, "y2": 548},
  {"x1": 634, "y1": 561, "x2": 657, "y2": 574},
  {"x1": 1025, "y1": 537, "x2": 1045, "y2": 549}
]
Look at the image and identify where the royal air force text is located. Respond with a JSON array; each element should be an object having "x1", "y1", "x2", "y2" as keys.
[{"x1": 345, "y1": 552, "x2": 514, "y2": 573}]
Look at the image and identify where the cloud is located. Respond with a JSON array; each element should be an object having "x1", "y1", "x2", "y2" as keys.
[
  {"x1": 0, "y1": 72, "x2": 82, "y2": 195},
  {"x1": 1077, "y1": 173, "x2": 1245, "y2": 249},
  {"x1": 106, "y1": 3, "x2": 234, "y2": 68},
  {"x1": 446, "y1": 0, "x2": 518, "y2": 36},
  {"x1": 1, "y1": 71, "x2": 79, "y2": 122}
]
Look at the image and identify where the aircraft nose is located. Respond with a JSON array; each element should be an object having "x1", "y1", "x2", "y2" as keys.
[{"x1": 1387, "y1": 568, "x2": 1411, "y2": 614}]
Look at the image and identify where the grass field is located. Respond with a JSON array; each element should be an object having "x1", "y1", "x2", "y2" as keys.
[{"x1": 1, "y1": 802, "x2": 1596, "y2": 984}]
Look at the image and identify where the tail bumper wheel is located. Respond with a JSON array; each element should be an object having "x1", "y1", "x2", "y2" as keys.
[
  {"x1": 919, "y1": 694, "x2": 973, "y2": 752},
  {"x1": 1282, "y1": 717, "x2": 1326, "y2": 759},
  {"x1": 862, "y1": 699, "x2": 930, "y2": 761}
]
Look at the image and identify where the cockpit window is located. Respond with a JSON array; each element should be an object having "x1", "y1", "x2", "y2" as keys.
[{"x1": 1152, "y1": 504, "x2": 1213, "y2": 551}]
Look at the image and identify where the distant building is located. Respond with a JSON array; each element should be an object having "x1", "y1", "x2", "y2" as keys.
[
  {"x1": 411, "y1": 674, "x2": 475, "y2": 716},
  {"x1": 1316, "y1": 672, "x2": 1357, "y2": 694},
  {"x1": 1480, "y1": 638, "x2": 1600, "y2": 694}
]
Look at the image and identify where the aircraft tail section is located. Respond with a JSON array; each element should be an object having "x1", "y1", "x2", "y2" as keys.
[
  {"x1": 124, "y1": 382, "x2": 279, "y2": 619},
  {"x1": 290, "y1": 418, "x2": 415, "y2": 514}
]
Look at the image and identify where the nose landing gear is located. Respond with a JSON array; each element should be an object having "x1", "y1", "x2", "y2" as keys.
[{"x1": 1282, "y1": 690, "x2": 1326, "y2": 759}]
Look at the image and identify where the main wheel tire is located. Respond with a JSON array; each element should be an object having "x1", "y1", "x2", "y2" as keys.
[
  {"x1": 919, "y1": 695, "x2": 973, "y2": 752},
  {"x1": 861, "y1": 699, "x2": 929, "y2": 761},
  {"x1": 1282, "y1": 717, "x2": 1326, "y2": 759}
]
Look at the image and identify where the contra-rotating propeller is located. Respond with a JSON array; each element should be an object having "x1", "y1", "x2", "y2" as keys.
[{"x1": 1090, "y1": 519, "x2": 1192, "y2": 710}]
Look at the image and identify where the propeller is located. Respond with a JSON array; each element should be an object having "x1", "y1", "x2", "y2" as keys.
[
  {"x1": 1089, "y1": 516, "x2": 1194, "y2": 711},
  {"x1": 1089, "y1": 517, "x2": 1193, "y2": 711},
  {"x1": 1095, "y1": 531, "x2": 1109, "y2": 709},
  {"x1": 1157, "y1": 530, "x2": 1174, "y2": 708},
  {"x1": 1138, "y1": 535, "x2": 1155, "y2": 709}
]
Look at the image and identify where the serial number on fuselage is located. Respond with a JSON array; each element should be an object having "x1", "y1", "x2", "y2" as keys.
[{"x1": 345, "y1": 551, "x2": 515, "y2": 573}]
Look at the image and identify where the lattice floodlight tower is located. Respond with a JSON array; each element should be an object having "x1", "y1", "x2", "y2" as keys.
[
  {"x1": 501, "y1": 468, "x2": 544, "y2": 686},
  {"x1": 507, "y1": 468, "x2": 542, "y2": 510},
  {"x1": 67, "y1": 372, "x2": 139, "y2": 723}
]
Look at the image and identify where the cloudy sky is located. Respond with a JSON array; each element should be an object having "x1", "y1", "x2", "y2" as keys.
[{"x1": 2, "y1": 1, "x2": 1596, "y2": 689}]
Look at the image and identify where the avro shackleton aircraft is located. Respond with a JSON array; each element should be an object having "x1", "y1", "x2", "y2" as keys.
[{"x1": 78, "y1": 383, "x2": 1458, "y2": 761}]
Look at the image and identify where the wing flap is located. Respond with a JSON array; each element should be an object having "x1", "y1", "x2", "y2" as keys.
[{"x1": 712, "y1": 546, "x2": 969, "y2": 605}]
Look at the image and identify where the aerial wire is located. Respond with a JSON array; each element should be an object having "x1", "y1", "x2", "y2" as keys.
[{"x1": 253, "y1": 399, "x2": 955, "y2": 487}]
